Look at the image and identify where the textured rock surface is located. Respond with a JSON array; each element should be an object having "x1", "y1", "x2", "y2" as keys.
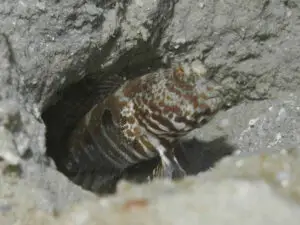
[
  {"x1": 3, "y1": 147, "x2": 300, "y2": 225},
  {"x1": 54, "y1": 150, "x2": 300, "y2": 225},
  {"x1": 181, "y1": 90, "x2": 300, "y2": 174},
  {"x1": 0, "y1": 0, "x2": 300, "y2": 224}
]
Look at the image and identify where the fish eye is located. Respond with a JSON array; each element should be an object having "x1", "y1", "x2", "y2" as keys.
[{"x1": 223, "y1": 101, "x2": 233, "y2": 110}]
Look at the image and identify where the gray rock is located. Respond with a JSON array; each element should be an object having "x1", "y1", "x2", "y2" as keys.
[{"x1": 53, "y1": 147, "x2": 300, "y2": 225}]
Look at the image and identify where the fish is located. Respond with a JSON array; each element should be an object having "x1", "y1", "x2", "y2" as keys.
[{"x1": 59, "y1": 60, "x2": 235, "y2": 194}]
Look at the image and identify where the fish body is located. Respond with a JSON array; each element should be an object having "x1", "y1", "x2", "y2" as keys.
[{"x1": 63, "y1": 61, "x2": 229, "y2": 193}]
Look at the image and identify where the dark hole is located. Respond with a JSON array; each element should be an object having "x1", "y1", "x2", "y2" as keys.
[
  {"x1": 41, "y1": 74, "x2": 163, "y2": 194},
  {"x1": 42, "y1": 76, "x2": 105, "y2": 179},
  {"x1": 41, "y1": 60, "x2": 236, "y2": 195}
]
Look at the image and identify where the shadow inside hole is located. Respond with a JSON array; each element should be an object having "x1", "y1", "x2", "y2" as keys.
[
  {"x1": 123, "y1": 136, "x2": 236, "y2": 183},
  {"x1": 176, "y1": 136, "x2": 236, "y2": 175}
]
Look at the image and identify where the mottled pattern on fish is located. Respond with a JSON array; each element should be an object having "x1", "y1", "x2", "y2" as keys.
[{"x1": 63, "y1": 61, "x2": 233, "y2": 193}]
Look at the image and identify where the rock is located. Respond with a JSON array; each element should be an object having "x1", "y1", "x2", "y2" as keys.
[
  {"x1": 0, "y1": 126, "x2": 20, "y2": 165},
  {"x1": 0, "y1": 174, "x2": 58, "y2": 225},
  {"x1": 52, "y1": 147, "x2": 300, "y2": 225},
  {"x1": 0, "y1": 163, "x2": 95, "y2": 224}
]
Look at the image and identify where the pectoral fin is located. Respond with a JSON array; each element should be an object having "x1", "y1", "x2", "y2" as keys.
[{"x1": 154, "y1": 150, "x2": 186, "y2": 180}]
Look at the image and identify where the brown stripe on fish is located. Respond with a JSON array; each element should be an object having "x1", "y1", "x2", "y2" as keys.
[
  {"x1": 133, "y1": 100, "x2": 179, "y2": 132},
  {"x1": 161, "y1": 105, "x2": 182, "y2": 115},
  {"x1": 136, "y1": 111, "x2": 174, "y2": 136},
  {"x1": 144, "y1": 111, "x2": 184, "y2": 134},
  {"x1": 80, "y1": 121, "x2": 129, "y2": 169},
  {"x1": 117, "y1": 109, "x2": 159, "y2": 160},
  {"x1": 120, "y1": 139, "x2": 151, "y2": 162},
  {"x1": 166, "y1": 82, "x2": 200, "y2": 105},
  {"x1": 117, "y1": 138, "x2": 149, "y2": 165},
  {"x1": 172, "y1": 114, "x2": 198, "y2": 129},
  {"x1": 120, "y1": 124, "x2": 153, "y2": 159},
  {"x1": 141, "y1": 99, "x2": 164, "y2": 115},
  {"x1": 137, "y1": 114, "x2": 175, "y2": 139},
  {"x1": 100, "y1": 110, "x2": 150, "y2": 165},
  {"x1": 95, "y1": 126, "x2": 130, "y2": 168},
  {"x1": 137, "y1": 112, "x2": 186, "y2": 140},
  {"x1": 76, "y1": 106, "x2": 141, "y2": 169},
  {"x1": 136, "y1": 136, "x2": 158, "y2": 158},
  {"x1": 116, "y1": 106, "x2": 155, "y2": 159}
]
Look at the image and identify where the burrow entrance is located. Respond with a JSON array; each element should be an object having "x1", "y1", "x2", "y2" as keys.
[
  {"x1": 41, "y1": 59, "x2": 235, "y2": 195},
  {"x1": 41, "y1": 58, "x2": 173, "y2": 194}
]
